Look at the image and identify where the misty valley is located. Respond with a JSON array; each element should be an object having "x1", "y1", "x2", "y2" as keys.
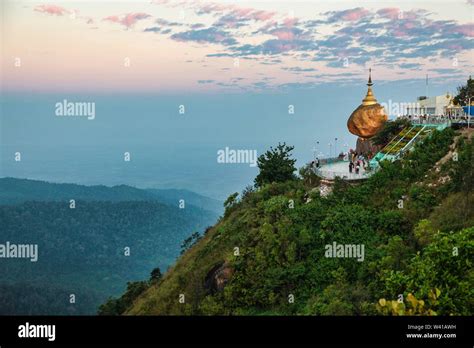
[{"x1": 0, "y1": 178, "x2": 221, "y2": 315}]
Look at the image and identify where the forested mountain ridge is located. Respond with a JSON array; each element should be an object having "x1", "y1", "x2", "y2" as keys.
[
  {"x1": 0, "y1": 178, "x2": 222, "y2": 213},
  {"x1": 115, "y1": 128, "x2": 473, "y2": 316},
  {"x1": 0, "y1": 180, "x2": 220, "y2": 315}
]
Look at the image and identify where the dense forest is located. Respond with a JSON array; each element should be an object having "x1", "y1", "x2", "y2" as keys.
[
  {"x1": 0, "y1": 182, "x2": 220, "y2": 314},
  {"x1": 110, "y1": 127, "x2": 473, "y2": 316}
]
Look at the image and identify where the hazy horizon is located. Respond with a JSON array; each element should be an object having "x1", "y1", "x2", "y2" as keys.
[{"x1": 1, "y1": 77, "x2": 466, "y2": 200}]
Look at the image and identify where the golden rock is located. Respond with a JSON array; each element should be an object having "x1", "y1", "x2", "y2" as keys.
[{"x1": 347, "y1": 69, "x2": 387, "y2": 139}]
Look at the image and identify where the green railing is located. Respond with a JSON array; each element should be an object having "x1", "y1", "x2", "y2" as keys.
[{"x1": 370, "y1": 122, "x2": 448, "y2": 169}]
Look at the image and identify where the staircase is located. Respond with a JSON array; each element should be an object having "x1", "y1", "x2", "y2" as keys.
[{"x1": 369, "y1": 124, "x2": 440, "y2": 168}]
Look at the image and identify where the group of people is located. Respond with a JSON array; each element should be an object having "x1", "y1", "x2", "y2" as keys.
[
  {"x1": 398, "y1": 114, "x2": 469, "y2": 124},
  {"x1": 311, "y1": 158, "x2": 320, "y2": 169},
  {"x1": 348, "y1": 151, "x2": 368, "y2": 175},
  {"x1": 310, "y1": 151, "x2": 372, "y2": 176}
]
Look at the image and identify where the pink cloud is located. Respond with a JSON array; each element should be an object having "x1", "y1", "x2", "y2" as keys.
[
  {"x1": 270, "y1": 42, "x2": 300, "y2": 53},
  {"x1": 283, "y1": 17, "x2": 298, "y2": 27},
  {"x1": 452, "y1": 23, "x2": 474, "y2": 37},
  {"x1": 259, "y1": 20, "x2": 278, "y2": 31},
  {"x1": 271, "y1": 29, "x2": 296, "y2": 40},
  {"x1": 401, "y1": 10, "x2": 423, "y2": 21},
  {"x1": 232, "y1": 8, "x2": 253, "y2": 17},
  {"x1": 211, "y1": 5, "x2": 277, "y2": 29},
  {"x1": 225, "y1": 7, "x2": 276, "y2": 22},
  {"x1": 341, "y1": 8, "x2": 369, "y2": 21},
  {"x1": 250, "y1": 10, "x2": 276, "y2": 21},
  {"x1": 377, "y1": 8, "x2": 400, "y2": 20},
  {"x1": 393, "y1": 29, "x2": 408, "y2": 37},
  {"x1": 172, "y1": 1, "x2": 275, "y2": 24},
  {"x1": 104, "y1": 15, "x2": 120, "y2": 23},
  {"x1": 445, "y1": 43, "x2": 464, "y2": 51},
  {"x1": 198, "y1": 3, "x2": 233, "y2": 15},
  {"x1": 103, "y1": 13, "x2": 151, "y2": 28},
  {"x1": 34, "y1": 4, "x2": 69, "y2": 16},
  {"x1": 402, "y1": 20, "x2": 416, "y2": 30}
]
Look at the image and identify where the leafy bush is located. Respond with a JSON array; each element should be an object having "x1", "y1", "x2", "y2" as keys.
[{"x1": 254, "y1": 143, "x2": 297, "y2": 187}]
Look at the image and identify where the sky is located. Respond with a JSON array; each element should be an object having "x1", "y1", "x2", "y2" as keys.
[
  {"x1": 0, "y1": 1, "x2": 473, "y2": 199},
  {"x1": 1, "y1": 0, "x2": 473, "y2": 93}
]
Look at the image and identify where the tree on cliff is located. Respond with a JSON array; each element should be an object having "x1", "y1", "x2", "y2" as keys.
[
  {"x1": 254, "y1": 142, "x2": 297, "y2": 187},
  {"x1": 453, "y1": 76, "x2": 474, "y2": 105},
  {"x1": 150, "y1": 267, "x2": 162, "y2": 283},
  {"x1": 180, "y1": 232, "x2": 201, "y2": 255}
]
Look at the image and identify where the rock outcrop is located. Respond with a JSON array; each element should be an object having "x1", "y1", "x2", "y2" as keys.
[
  {"x1": 204, "y1": 261, "x2": 234, "y2": 293},
  {"x1": 355, "y1": 137, "x2": 383, "y2": 157}
]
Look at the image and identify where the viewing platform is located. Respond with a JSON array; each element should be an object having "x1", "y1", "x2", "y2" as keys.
[
  {"x1": 313, "y1": 157, "x2": 373, "y2": 182},
  {"x1": 314, "y1": 116, "x2": 456, "y2": 182}
]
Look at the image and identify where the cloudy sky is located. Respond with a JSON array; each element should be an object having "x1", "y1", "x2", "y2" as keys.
[{"x1": 2, "y1": 0, "x2": 473, "y2": 93}]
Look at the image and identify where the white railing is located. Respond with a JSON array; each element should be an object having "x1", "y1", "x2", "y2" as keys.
[
  {"x1": 399, "y1": 115, "x2": 453, "y2": 126},
  {"x1": 316, "y1": 170, "x2": 372, "y2": 180},
  {"x1": 314, "y1": 162, "x2": 373, "y2": 181}
]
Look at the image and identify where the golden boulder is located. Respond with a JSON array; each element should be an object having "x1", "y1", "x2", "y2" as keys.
[
  {"x1": 348, "y1": 103, "x2": 387, "y2": 139},
  {"x1": 347, "y1": 69, "x2": 387, "y2": 139}
]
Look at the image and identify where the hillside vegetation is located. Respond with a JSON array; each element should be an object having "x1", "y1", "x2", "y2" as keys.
[{"x1": 107, "y1": 128, "x2": 473, "y2": 316}]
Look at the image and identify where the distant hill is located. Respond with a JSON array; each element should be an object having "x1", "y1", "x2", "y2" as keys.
[
  {"x1": 0, "y1": 178, "x2": 221, "y2": 315},
  {"x1": 0, "y1": 177, "x2": 155, "y2": 203},
  {"x1": 146, "y1": 188, "x2": 223, "y2": 214},
  {"x1": 0, "y1": 178, "x2": 223, "y2": 214}
]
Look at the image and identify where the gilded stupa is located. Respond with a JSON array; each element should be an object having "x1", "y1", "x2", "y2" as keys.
[{"x1": 347, "y1": 69, "x2": 387, "y2": 139}]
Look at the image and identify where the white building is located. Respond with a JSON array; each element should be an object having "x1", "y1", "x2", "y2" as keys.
[{"x1": 407, "y1": 94, "x2": 453, "y2": 116}]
